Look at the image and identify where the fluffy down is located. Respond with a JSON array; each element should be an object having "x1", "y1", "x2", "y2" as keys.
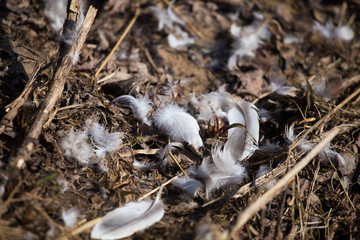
[
  {"x1": 228, "y1": 15, "x2": 270, "y2": 70},
  {"x1": 61, "y1": 119, "x2": 124, "y2": 165},
  {"x1": 154, "y1": 104, "x2": 203, "y2": 149},
  {"x1": 113, "y1": 95, "x2": 152, "y2": 125}
]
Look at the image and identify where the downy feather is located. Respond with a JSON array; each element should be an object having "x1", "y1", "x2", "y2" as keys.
[
  {"x1": 194, "y1": 92, "x2": 233, "y2": 125},
  {"x1": 228, "y1": 19, "x2": 270, "y2": 70},
  {"x1": 113, "y1": 95, "x2": 152, "y2": 125},
  {"x1": 206, "y1": 145, "x2": 246, "y2": 199},
  {"x1": 154, "y1": 104, "x2": 203, "y2": 149},
  {"x1": 156, "y1": 142, "x2": 183, "y2": 166},
  {"x1": 172, "y1": 177, "x2": 203, "y2": 197},
  {"x1": 62, "y1": 207, "x2": 80, "y2": 228},
  {"x1": 91, "y1": 187, "x2": 164, "y2": 239},
  {"x1": 168, "y1": 26, "x2": 195, "y2": 50},
  {"x1": 313, "y1": 20, "x2": 354, "y2": 41},
  {"x1": 148, "y1": 4, "x2": 185, "y2": 31},
  {"x1": 269, "y1": 81, "x2": 298, "y2": 97}
]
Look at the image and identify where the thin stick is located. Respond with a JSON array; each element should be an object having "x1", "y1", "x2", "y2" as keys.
[
  {"x1": 138, "y1": 176, "x2": 178, "y2": 201},
  {"x1": 11, "y1": 3, "x2": 97, "y2": 169},
  {"x1": 120, "y1": 148, "x2": 159, "y2": 158},
  {"x1": 56, "y1": 217, "x2": 102, "y2": 240},
  {"x1": 0, "y1": 63, "x2": 41, "y2": 136},
  {"x1": 168, "y1": 137, "x2": 189, "y2": 178},
  {"x1": 228, "y1": 125, "x2": 350, "y2": 239},
  {"x1": 299, "y1": 87, "x2": 360, "y2": 141},
  {"x1": 93, "y1": 8, "x2": 140, "y2": 80}
]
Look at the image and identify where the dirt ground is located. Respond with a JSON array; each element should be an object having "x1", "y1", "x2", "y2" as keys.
[{"x1": 1, "y1": 0, "x2": 360, "y2": 239}]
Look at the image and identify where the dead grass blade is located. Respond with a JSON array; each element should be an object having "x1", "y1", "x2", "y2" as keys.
[
  {"x1": 11, "y1": 2, "x2": 97, "y2": 169},
  {"x1": 228, "y1": 125, "x2": 352, "y2": 239},
  {"x1": 93, "y1": 8, "x2": 140, "y2": 81}
]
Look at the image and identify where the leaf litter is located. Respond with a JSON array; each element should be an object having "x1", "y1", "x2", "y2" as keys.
[{"x1": 0, "y1": 0, "x2": 360, "y2": 239}]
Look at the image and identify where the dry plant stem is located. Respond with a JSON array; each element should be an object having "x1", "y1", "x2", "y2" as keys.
[
  {"x1": 56, "y1": 217, "x2": 102, "y2": 240},
  {"x1": 11, "y1": 3, "x2": 97, "y2": 169},
  {"x1": 169, "y1": 149, "x2": 189, "y2": 178},
  {"x1": 202, "y1": 162, "x2": 288, "y2": 207},
  {"x1": 138, "y1": 176, "x2": 178, "y2": 201},
  {"x1": 0, "y1": 63, "x2": 41, "y2": 136},
  {"x1": 93, "y1": 8, "x2": 140, "y2": 81},
  {"x1": 0, "y1": 180, "x2": 23, "y2": 218},
  {"x1": 228, "y1": 126, "x2": 349, "y2": 239},
  {"x1": 300, "y1": 87, "x2": 360, "y2": 141},
  {"x1": 120, "y1": 148, "x2": 159, "y2": 157}
]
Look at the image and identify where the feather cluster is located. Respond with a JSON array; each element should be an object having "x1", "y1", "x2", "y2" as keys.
[
  {"x1": 285, "y1": 124, "x2": 355, "y2": 170},
  {"x1": 228, "y1": 13, "x2": 270, "y2": 70},
  {"x1": 149, "y1": 4, "x2": 195, "y2": 50},
  {"x1": 174, "y1": 143, "x2": 246, "y2": 200},
  {"x1": 91, "y1": 187, "x2": 164, "y2": 239},
  {"x1": 61, "y1": 119, "x2": 124, "y2": 165},
  {"x1": 114, "y1": 95, "x2": 203, "y2": 148},
  {"x1": 114, "y1": 91, "x2": 259, "y2": 199},
  {"x1": 313, "y1": 20, "x2": 354, "y2": 41}
]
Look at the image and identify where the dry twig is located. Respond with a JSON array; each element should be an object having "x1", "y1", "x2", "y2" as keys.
[
  {"x1": 11, "y1": 1, "x2": 97, "y2": 169},
  {"x1": 228, "y1": 125, "x2": 352, "y2": 239}
]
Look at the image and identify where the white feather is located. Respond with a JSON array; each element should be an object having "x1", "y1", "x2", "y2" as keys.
[
  {"x1": 313, "y1": 20, "x2": 354, "y2": 41},
  {"x1": 61, "y1": 128, "x2": 97, "y2": 164},
  {"x1": 225, "y1": 101, "x2": 259, "y2": 161},
  {"x1": 206, "y1": 145, "x2": 246, "y2": 199},
  {"x1": 168, "y1": 29, "x2": 195, "y2": 50},
  {"x1": 44, "y1": 0, "x2": 87, "y2": 34},
  {"x1": 154, "y1": 104, "x2": 203, "y2": 149},
  {"x1": 113, "y1": 95, "x2": 152, "y2": 125},
  {"x1": 194, "y1": 92, "x2": 233, "y2": 125},
  {"x1": 148, "y1": 4, "x2": 185, "y2": 31},
  {"x1": 156, "y1": 142, "x2": 183, "y2": 166},
  {"x1": 189, "y1": 156, "x2": 212, "y2": 180},
  {"x1": 269, "y1": 78, "x2": 298, "y2": 97},
  {"x1": 133, "y1": 159, "x2": 159, "y2": 170},
  {"x1": 44, "y1": 0, "x2": 67, "y2": 33},
  {"x1": 172, "y1": 177, "x2": 203, "y2": 197},
  {"x1": 61, "y1": 119, "x2": 124, "y2": 165},
  {"x1": 227, "y1": 106, "x2": 245, "y2": 138},
  {"x1": 337, "y1": 153, "x2": 357, "y2": 176},
  {"x1": 228, "y1": 19, "x2": 270, "y2": 70},
  {"x1": 62, "y1": 207, "x2": 80, "y2": 228},
  {"x1": 285, "y1": 124, "x2": 312, "y2": 152},
  {"x1": 91, "y1": 188, "x2": 164, "y2": 239},
  {"x1": 86, "y1": 120, "x2": 125, "y2": 158}
]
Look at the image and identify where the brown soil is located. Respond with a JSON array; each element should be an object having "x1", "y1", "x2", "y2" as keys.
[{"x1": 1, "y1": 0, "x2": 360, "y2": 239}]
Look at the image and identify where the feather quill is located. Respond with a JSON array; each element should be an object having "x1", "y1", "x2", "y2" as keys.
[
  {"x1": 225, "y1": 101, "x2": 259, "y2": 161},
  {"x1": 154, "y1": 104, "x2": 203, "y2": 149},
  {"x1": 113, "y1": 95, "x2": 152, "y2": 125},
  {"x1": 91, "y1": 187, "x2": 164, "y2": 239}
]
